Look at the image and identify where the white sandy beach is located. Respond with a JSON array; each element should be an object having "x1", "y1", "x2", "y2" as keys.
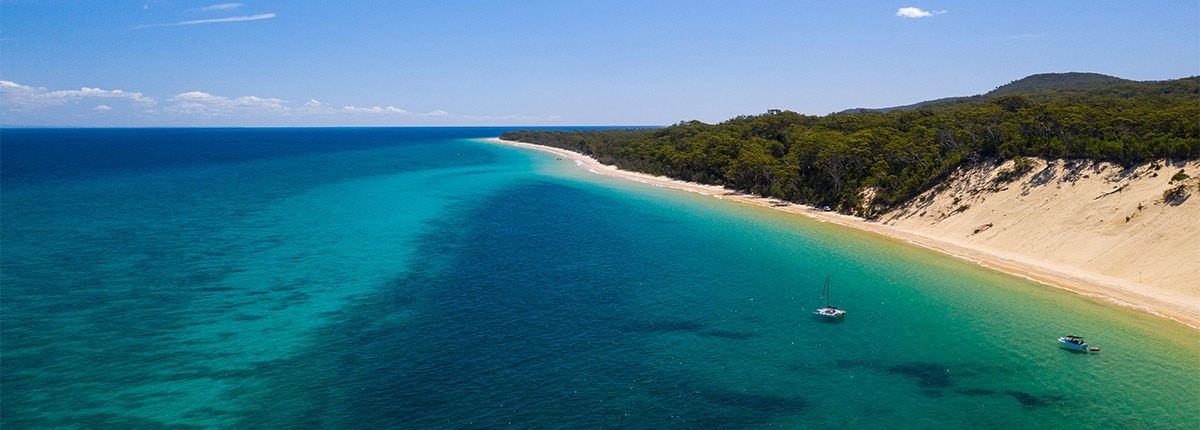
[{"x1": 487, "y1": 138, "x2": 1200, "y2": 329}]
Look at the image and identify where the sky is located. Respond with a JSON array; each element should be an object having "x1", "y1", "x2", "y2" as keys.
[{"x1": 1, "y1": 1, "x2": 1197, "y2": 127}]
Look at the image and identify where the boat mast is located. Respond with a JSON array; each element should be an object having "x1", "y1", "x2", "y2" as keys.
[{"x1": 822, "y1": 274, "x2": 831, "y2": 307}]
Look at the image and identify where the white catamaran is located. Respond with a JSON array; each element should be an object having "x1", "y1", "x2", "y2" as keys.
[{"x1": 813, "y1": 274, "x2": 846, "y2": 319}]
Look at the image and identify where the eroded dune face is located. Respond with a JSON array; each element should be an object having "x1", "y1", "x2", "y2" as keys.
[{"x1": 882, "y1": 158, "x2": 1200, "y2": 323}]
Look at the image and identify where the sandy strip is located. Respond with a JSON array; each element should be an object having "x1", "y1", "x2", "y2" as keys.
[{"x1": 485, "y1": 138, "x2": 1200, "y2": 329}]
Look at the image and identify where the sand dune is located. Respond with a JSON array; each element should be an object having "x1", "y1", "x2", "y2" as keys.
[
  {"x1": 881, "y1": 158, "x2": 1200, "y2": 327},
  {"x1": 488, "y1": 138, "x2": 1200, "y2": 328}
]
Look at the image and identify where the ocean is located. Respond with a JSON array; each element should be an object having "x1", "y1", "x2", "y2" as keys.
[{"x1": 2, "y1": 128, "x2": 1197, "y2": 429}]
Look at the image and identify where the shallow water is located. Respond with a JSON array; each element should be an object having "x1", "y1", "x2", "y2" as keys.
[{"x1": 2, "y1": 128, "x2": 1196, "y2": 428}]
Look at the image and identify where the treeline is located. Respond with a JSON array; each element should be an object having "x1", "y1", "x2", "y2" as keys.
[{"x1": 502, "y1": 76, "x2": 1199, "y2": 217}]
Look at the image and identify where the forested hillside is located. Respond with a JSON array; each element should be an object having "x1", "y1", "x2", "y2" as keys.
[
  {"x1": 502, "y1": 75, "x2": 1199, "y2": 217},
  {"x1": 986, "y1": 72, "x2": 1131, "y2": 96}
]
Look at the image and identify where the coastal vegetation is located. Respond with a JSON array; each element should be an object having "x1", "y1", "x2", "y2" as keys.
[{"x1": 502, "y1": 74, "x2": 1199, "y2": 217}]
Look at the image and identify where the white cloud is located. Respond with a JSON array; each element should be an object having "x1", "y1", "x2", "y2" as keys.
[
  {"x1": 199, "y1": 3, "x2": 243, "y2": 12},
  {"x1": 165, "y1": 91, "x2": 287, "y2": 115},
  {"x1": 0, "y1": 80, "x2": 41, "y2": 102},
  {"x1": 0, "y1": 80, "x2": 492, "y2": 126},
  {"x1": 48, "y1": 87, "x2": 156, "y2": 105},
  {"x1": 298, "y1": 99, "x2": 331, "y2": 114},
  {"x1": 896, "y1": 7, "x2": 946, "y2": 18},
  {"x1": 342, "y1": 105, "x2": 408, "y2": 114},
  {"x1": 0, "y1": 80, "x2": 156, "y2": 110}
]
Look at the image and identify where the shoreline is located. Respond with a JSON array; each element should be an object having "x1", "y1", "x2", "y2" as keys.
[{"x1": 485, "y1": 138, "x2": 1200, "y2": 329}]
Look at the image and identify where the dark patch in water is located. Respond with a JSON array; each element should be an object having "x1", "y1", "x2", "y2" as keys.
[
  {"x1": 46, "y1": 413, "x2": 210, "y2": 430},
  {"x1": 455, "y1": 168, "x2": 500, "y2": 177},
  {"x1": 702, "y1": 329, "x2": 758, "y2": 339},
  {"x1": 655, "y1": 382, "x2": 808, "y2": 427},
  {"x1": 1005, "y1": 390, "x2": 1064, "y2": 408},
  {"x1": 835, "y1": 359, "x2": 872, "y2": 369},
  {"x1": 836, "y1": 360, "x2": 966, "y2": 395},
  {"x1": 1006, "y1": 390, "x2": 1045, "y2": 407},
  {"x1": 269, "y1": 283, "x2": 299, "y2": 292},
  {"x1": 705, "y1": 389, "x2": 807, "y2": 413},
  {"x1": 838, "y1": 361, "x2": 1065, "y2": 407},
  {"x1": 193, "y1": 285, "x2": 237, "y2": 293},
  {"x1": 888, "y1": 362, "x2": 955, "y2": 388},
  {"x1": 621, "y1": 320, "x2": 706, "y2": 334},
  {"x1": 783, "y1": 362, "x2": 822, "y2": 375},
  {"x1": 955, "y1": 388, "x2": 1063, "y2": 408},
  {"x1": 957, "y1": 388, "x2": 998, "y2": 396},
  {"x1": 620, "y1": 321, "x2": 757, "y2": 340}
]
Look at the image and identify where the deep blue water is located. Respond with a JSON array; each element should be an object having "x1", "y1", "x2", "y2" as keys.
[
  {"x1": 2, "y1": 128, "x2": 1197, "y2": 428},
  {"x1": 2, "y1": 127, "x2": 552, "y2": 185}
]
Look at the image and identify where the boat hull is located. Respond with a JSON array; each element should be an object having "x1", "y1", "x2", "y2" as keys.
[
  {"x1": 813, "y1": 307, "x2": 845, "y2": 318},
  {"x1": 1058, "y1": 337, "x2": 1091, "y2": 351}
]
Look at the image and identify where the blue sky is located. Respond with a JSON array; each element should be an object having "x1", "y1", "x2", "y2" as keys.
[{"x1": 2, "y1": 1, "x2": 1197, "y2": 127}]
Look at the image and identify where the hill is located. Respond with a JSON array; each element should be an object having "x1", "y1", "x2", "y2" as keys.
[
  {"x1": 985, "y1": 72, "x2": 1131, "y2": 96},
  {"x1": 840, "y1": 72, "x2": 1137, "y2": 114},
  {"x1": 837, "y1": 96, "x2": 977, "y2": 114}
]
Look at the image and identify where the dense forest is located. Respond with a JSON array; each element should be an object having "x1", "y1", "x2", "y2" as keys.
[{"x1": 502, "y1": 74, "x2": 1199, "y2": 217}]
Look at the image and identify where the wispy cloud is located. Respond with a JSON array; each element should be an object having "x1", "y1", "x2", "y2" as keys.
[
  {"x1": 896, "y1": 7, "x2": 946, "y2": 18},
  {"x1": 176, "y1": 13, "x2": 275, "y2": 25},
  {"x1": 198, "y1": 3, "x2": 244, "y2": 12},
  {"x1": 343, "y1": 105, "x2": 409, "y2": 114},
  {"x1": 138, "y1": 13, "x2": 276, "y2": 28},
  {"x1": 1, "y1": 80, "x2": 155, "y2": 110}
]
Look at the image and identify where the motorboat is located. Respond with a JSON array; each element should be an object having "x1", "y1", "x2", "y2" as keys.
[{"x1": 1058, "y1": 335, "x2": 1100, "y2": 352}]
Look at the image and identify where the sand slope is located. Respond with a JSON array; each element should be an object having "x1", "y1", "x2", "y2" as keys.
[{"x1": 881, "y1": 158, "x2": 1200, "y2": 326}]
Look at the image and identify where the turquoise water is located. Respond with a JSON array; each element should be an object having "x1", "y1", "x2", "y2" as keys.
[{"x1": 2, "y1": 128, "x2": 1197, "y2": 428}]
